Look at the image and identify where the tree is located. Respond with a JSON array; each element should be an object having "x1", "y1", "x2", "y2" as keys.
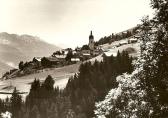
[
  {"x1": 81, "y1": 45, "x2": 89, "y2": 50},
  {"x1": 30, "y1": 78, "x2": 41, "y2": 98},
  {"x1": 65, "y1": 50, "x2": 73, "y2": 62},
  {"x1": 41, "y1": 57, "x2": 51, "y2": 67},
  {"x1": 0, "y1": 99, "x2": 5, "y2": 113},
  {"x1": 65, "y1": 51, "x2": 133, "y2": 117},
  {"x1": 95, "y1": 1, "x2": 168, "y2": 117},
  {"x1": 10, "y1": 87, "x2": 22, "y2": 118},
  {"x1": 142, "y1": 0, "x2": 168, "y2": 116},
  {"x1": 42, "y1": 75, "x2": 55, "y2": 91},
  {"x1": 24, "y1": 62, "x2": 29, "y2": 68},
  {"x1": 19, "y1": 61, "x2": 24, "y2": 70},
  {"x1": 53, "y1": 51, "x2": 62, "y2": 56}
]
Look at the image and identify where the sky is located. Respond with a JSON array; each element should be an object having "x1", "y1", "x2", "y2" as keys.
[{"x1": 0, "y1": 0, "x2": 154, "y2": 48}]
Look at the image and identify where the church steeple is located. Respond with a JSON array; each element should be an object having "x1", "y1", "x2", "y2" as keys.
[
  {"x1": 89, "y1": 30, "x2": 94, "y2": 50},
  {"x1": 89, "y1": 30, "x2": 94, "y2": 39}
]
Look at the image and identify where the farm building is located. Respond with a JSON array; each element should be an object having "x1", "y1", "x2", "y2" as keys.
[{"x1": 41, "y1": 57, "x2": 60, "y2": 67}]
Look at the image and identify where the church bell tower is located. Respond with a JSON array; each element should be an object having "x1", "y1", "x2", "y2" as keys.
[{"x1": 89, "y1": 31, "x2": 94, "y2": 50}]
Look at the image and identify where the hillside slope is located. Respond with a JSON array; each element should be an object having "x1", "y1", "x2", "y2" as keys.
[
  {"x1": 0, "y1": 37, "x2": 140, "y2": 99},
  {"x1": 0, "y1": 62, "x2": 80, "y2": 99}
]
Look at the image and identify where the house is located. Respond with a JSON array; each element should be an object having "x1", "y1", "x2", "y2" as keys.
[
  {"x1": 81, "y1": 50, "x2": 91, "y2": 54},
  {"x1": 33, "y1": 57, "x2": 42, "y2": 62},
  {"x1": 103, "y1": 52, "x2": 117, "y2": 57},
  {"x1": 128, "y1": 38, "x2": 138, "y2": 43},
  {"x1": 33, "y1": 57, "x2": 42, "y2": 67},
  {"x1": 41, "y1": 57, "x2": 60, "y2": 67},
  {"x1": 71, "y1": 58, "x2": 80, "y2": 63},
  {"x1": 133, "y1": 35, "x2": 141, "y2": 39},
  {"x1": 72, "y1": 50, "x2": 77, "y2": 55},
  {"x1": 82, "y1": 53, "x2": 91, "y2": 60},
  {"x1": 95, "y1": 45, "x2": 101, "y2": 50},
  {"x1": 102, "y1": 48, "x2": 109, "y2": 52},
  {"x1": 54, "y1": 55, "x2": 66, "y2": 59},
  {"x1": 82, "y1": 53, "x2": 91, "y2": 56},
  {"x1": 119, "y1": 40, "x2": 128, "y2": 46},
  {"x1": 75, "y1": 47, "x2": 81, "y2": 52},
  {"x1": 92, "y1": 49, "x2": 102, "y2": 56},
  {"x1": 55, "y1": 55, "x2": 66, "y2": 64}
]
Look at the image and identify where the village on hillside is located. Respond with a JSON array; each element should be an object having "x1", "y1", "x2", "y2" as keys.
[{"x1": 1, "y1": 28, "x2": 140, "y2": 80}]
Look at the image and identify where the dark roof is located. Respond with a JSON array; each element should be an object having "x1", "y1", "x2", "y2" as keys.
[{"x1": 44, "y1": 57, "x2": 59, "y2": 62}]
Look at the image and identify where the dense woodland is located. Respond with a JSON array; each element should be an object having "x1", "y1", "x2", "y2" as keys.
[{"x1": 0, "y1": 51, "x2": 133, "y2": 118}]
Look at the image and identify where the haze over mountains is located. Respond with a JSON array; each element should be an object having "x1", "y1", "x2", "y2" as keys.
[{"x1": 0, "y1": 32, "x2": 60, "y2": 76}]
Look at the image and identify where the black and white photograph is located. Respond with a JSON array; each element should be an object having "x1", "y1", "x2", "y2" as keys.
[{"x1": 0, "y1": 0, "x2": 168, "y2": 118}]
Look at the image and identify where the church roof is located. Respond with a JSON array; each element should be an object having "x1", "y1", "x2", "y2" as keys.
[{"x1": 89, "y1": 31, "x2": 94, "y2": 39}]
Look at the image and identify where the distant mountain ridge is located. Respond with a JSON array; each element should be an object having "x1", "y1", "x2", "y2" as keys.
[{"x1": 0, "y1": 32, "x2": 60, "y2": 76}]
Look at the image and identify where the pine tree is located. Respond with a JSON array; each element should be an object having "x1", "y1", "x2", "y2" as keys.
[
  {"x1": 42, "y1": 75, "x2": 55, "y2": 91},
  {"x1": 10, "y1": 87, "x2": 22, "y2": 118},
  {"x1": 30, "y1": 78, "x2": 40, "y2": 92},
  {"x1": 19, "y1": 61, "x2": 24, "y2": 70},
  {"x1": 66, "y1": 50, "x2": 73, "y2": 62}
]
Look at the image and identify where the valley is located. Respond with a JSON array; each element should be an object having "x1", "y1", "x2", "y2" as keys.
[{"x1": 0, "y1": 37, "x2": 140, "y2": 100}]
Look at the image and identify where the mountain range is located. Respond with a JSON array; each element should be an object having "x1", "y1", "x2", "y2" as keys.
[{"x1": 0, "y1": 32, "x2": 60, "y2": 76}]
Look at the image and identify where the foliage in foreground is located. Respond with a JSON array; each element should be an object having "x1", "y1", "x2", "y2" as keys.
[{"x1": 95, "y1": 0, "x2": 168, "y2": 117}]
